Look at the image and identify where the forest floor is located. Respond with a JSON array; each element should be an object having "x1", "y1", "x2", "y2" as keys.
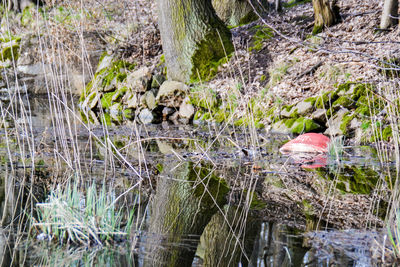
[{"x1": 111, "y1": 0, "x2": 399, "y2": 125}]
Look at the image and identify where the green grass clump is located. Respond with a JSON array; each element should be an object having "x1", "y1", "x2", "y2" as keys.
[{"x1": 33, "y1": 180, "x2": 135, "y2": 246}]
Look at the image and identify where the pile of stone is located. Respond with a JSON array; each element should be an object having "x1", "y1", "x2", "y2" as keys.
[{"x1": 79, "y1": 55, "x2": 195, "y2": 125}]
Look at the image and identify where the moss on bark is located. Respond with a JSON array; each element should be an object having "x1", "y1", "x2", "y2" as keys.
[{"x1": 157, "y1": 0, "x2": 234, "y2": 83}]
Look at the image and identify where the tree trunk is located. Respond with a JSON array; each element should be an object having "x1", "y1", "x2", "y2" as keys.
[
  {"x1": 212, "y1": 0, "x2": 254, "y2": 26},
  {"x1": 201, "y1": 206, "x2": 261, "y2": 267},
  {"x1": 275, "y1": 0, "x2": 282, "y2": 12},
  {"x1": 156, "y1": 0, "x2": 234, "y2": 82},
  {"x1": 143, "y1": 160, "x2": 229, "y2": 266},
  {"x1": 380, "y1": 0, "x2": 399, "y2": 29},
  {"x1": 312, "y1": 0, "x2": 337, "y2": 34}
]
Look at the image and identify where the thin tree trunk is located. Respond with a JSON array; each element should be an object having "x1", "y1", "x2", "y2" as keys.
[
  {"x1": 312, "y1": 0, "x2": 337, "y2": 34},
  {"x1": 380, "y1": 0, "x2": 399, "y2": 29}
]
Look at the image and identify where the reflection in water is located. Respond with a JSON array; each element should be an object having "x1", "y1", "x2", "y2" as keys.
[
  {"x1": 0, "y1": 95, "x2": 396, "y2": 266},
  {"x1": 143, "y1": 160, "x2": 230, "y2": 266}
]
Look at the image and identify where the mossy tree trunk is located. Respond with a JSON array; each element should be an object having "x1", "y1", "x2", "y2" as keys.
[
  {"x1": 212, "y1": 0, "x2": 254, "y2": 26},
  {"x1": 212, "y1": 0, "x2": 270, "y2": 26},
  {"x1": 312, "y1": 0, "x2": 338, "y2": 34},
  {"x1": 201, "y1": 206, "x2": 261, "y2": 267},
  {"x1": 380, "y1": 0, "x2": 399, "y2": 29},
  {"x1": 143, "y1": 160, "x2": 229, "y2": 266},
  {"x1": 156, "y1": 0, "x2": 234, "y2": 82}
]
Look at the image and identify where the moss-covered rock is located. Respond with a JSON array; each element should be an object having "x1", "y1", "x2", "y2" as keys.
[
  {"x1": 0, "y1": 38, "x2": 20, "y2": 64},
  {"x1": 316, "y1": 165, "x2": 379, "y2": 194}
]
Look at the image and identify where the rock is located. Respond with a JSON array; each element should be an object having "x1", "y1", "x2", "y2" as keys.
[
  {"x1": 290, "y1": 118, "x2": 321, "y2": 134},
  {"x1": 1, "y1": 39, "x2": 19, "y2": 62},
  {"x1": 103, "y1": 76, "x2": 118, "y2": 92},
  {"x1": 349, "y1": 117, "x2": 361, "y2": 130},
  {"x1": 17, "y1": 51, "x2": 33, "y2": 65},
  {"x1": 151, "y1": 74, "x2": 166, "y2": 89},
  {"x1": 272, "y1": 117, "x2": 321, "y2": 134},
  {"x1": 139, "y1": 108, "x2": 154, "y2": 124},
  {"x1": 311, "y1": 109, "x2": 326, "y2": 122},
  {"x1": 271, "y1": 120, "x2": 291, "y2": 133},
  {"x1": 126, "y1": 67, "x2": 152, "y2": 93},
  {"x1": 179, "y1": 117, "x2": 190, "y2": 124},
  {"x1": 324, "y1": 108, "x2": 349, "y2": 136},
  {"x1": 81, "y1": 91, "x2": 100, "y2": 110},
  {"x1": 97, "y1": 55, "x2": 113, "y2": 72},
  {"x1": 70, "y1": 72, "x2": 87, "y2": 94},
  {"x1": 17, "y1": 63, "x2": 50, "y2": 75},
  {"x1": 156, "y1": 81, "x2": 188, "y2": 108},
  {"x1": 179, "y1": 96, "x2": 194, "y2": 119},
  {"x1": 126, "y1": 93, "x2": 139, "y2": 109},
  {"x1": 156, "y1": 140, "x2": 173, "y2": 154},
  {"x1": 109, "y1": 103, "x2": 122, "y2": 120},
  {"x1": 280, "y1": 107, "x2": 293, "y2": 118},
  {"x1": 144, "y1": 91, "x2": 156, "y2": 110},
  {"x1": 295, "y1": 100, "x2": 313, "y2": 115},
  {"x1": 169, "y1": 111, "x2": 179, "y2": 124}
]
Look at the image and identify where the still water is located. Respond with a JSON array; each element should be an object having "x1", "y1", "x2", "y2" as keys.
[{"x1": 0, "y1": 96, "x2": 395, "y2": 266}]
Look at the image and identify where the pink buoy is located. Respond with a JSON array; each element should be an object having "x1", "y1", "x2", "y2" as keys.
[{"x1": 279, "y1": 133, "x2": 330, "y2": 154}]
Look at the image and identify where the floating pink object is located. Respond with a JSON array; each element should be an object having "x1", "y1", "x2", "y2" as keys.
[{"x1": 279, "y1": 133, "x2": 330, "y2": 154}]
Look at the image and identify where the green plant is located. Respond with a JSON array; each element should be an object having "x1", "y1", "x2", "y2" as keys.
[{"x1": 33, "y1": 180, "x2": 136, "y2": 246}]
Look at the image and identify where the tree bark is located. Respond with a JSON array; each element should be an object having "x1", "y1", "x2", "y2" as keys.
[
  {"x1": 156, "y1": 0, "x2": 234, "y2": 82},
  {"x1": 212, "y1": 0, "x2": 255, "y2": 26},
  {"x1": 312, "y1": 0, "x2": 338, "y2": 34},
  {"x1": 380, "y1": 0, "x2": 399, "y2": 29},
  {"x1": 143, "y1": 160, "x2": 229, "y2": 266}
]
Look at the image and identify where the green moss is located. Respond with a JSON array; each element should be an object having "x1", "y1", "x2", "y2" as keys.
[
  {"x1": 249, "y1": 26, "x2": 274, "y2": 52},
  {"x1": 101, "y1": 92, "x2": 115, "y2": 109},
  {"x1": 315, "y1": 91, "x2": 339, "y2": 109},
  {"x1": 290, "y1": 117, "x2": 321, "y2": 134},
  {"x1": 249, "y1": 191, "x2": 266, "y2": 210},
  {"x1": 1, "y1": 42, "x2": 19, "y2": 62},
  {"x1": 304, "y1": 96, "x2": 316, "y2": 106},
  {"x1": 112, "y1": 86, "x2": 127, "y2": 102},
  {"x1": 123, "y1": 108, "x2": 134, "y2": 120},
  {"x1": 156, "y1": 163, "x2": 164, "y2": 173},
  {"x1": 80, "y1": 57, "x2": 135, "y2": 104},
  {"x1": 21, "y1": 5, "x2": 34, "y2": 26},
  {"x1": 190, "y1": 30, "x2": 234, "y2": 82},
  {"x1": 99, "y1": 113, "x2": 112, "y2": 126},
  {"x1": 214, "y1": 110, "x2": 230, "y2": 123},
  {"x1": 312, "y1": 24, "x2": 323, "y2": 35},
  {"x1": 382, "y1": 126, "x2": 392, "y2": 141},
  {"x1": 316, "y1": 165, "x2": 379, "y2": 194},
  {"x1": 187, "y1": 163, "x2": 229, "y2": 208},
  {"x1": 238, "y1": 11, "x2": 258, "y2": 25},
  {"x1": 356, "y1": 95, "x2": 384, "y2": 116},
  {"x1": 339, "y1": 112, "x2": 355, "y2": 135},
  {"x1": 189, "y1": 86, "x2": 220, "y2": 109},
  {"x1": 333, "y1": 96, "x2": 355, "y2": 109}
]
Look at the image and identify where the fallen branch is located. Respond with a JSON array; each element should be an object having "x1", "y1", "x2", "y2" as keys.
[{"x1": 296, "y1": 61, "x2": 323, "y2": 80}]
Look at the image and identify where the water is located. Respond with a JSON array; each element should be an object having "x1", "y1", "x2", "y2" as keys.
[{"x1": 0, "y1": 96, "x2": 397, "y2": 266}]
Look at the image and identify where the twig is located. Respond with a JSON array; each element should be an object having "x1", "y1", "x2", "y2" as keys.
[{"x1": 296, "y1": 61, "x2": 323, "y2": 80}]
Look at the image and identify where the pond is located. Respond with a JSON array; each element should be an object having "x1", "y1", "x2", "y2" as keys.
[{"x1": 0, "y1": 95, "x2": 397, "y2": 266}]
